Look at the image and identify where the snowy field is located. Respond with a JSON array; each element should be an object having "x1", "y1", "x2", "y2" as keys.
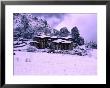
[{"x1": 14, "y1": 49, "x2": 97, "y2": 75}]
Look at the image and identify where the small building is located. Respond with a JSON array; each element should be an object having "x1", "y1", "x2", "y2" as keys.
[
  {"x1": 33, "y1": 35, "x2": 51, "y2": 49},
  {"x1": 51, "y1": 39, "x2": 73, "y2": 50},
  {"x1": 32, "y1": 35, "x2": 74, "y2": 50}
]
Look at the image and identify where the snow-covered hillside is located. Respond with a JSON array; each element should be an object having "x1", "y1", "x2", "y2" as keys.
[{"x1": 14, "y1": 49, "x2": 97, "y2": 75}]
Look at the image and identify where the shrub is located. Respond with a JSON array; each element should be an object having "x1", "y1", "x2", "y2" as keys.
[
  {"x1": 71, "y1": 46, "x2": 87, "y2": 56},
  {"x1": 85, "y1": 41, "x2": 97, "y2": 49},
  {"x1": 26, "y1": 46, "x2": 37, "y2": 52}
]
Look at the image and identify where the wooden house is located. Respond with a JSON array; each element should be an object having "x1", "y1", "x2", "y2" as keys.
[
  {"x1": 51, "y1": 39, "x2": 73, "y2": 50},
  {"x1": 33, "y1": 35, "x2": 51, "y2": 49},
  {"x1": 32, "y1": 35, "x2": 73, "y2": 50}
]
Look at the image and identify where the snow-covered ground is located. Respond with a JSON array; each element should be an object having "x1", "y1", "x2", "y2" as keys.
[{"x1": 14, "y1": 49, "x2": 97, "y2": 75}]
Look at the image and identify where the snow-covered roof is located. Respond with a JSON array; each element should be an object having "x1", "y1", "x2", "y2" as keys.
[
  {"x1": 27, "y1": 41, "x2": 39, "y2": 44},
  {"x1": 61, "y1": 36, "x2": 72, "y2": 39},
  {"x1": 61, "y1": 40, "x2": 72, "y2": 43},
  {"x1": 53, "y1": 39, "x2": 62, "y2": 43},
  {"x1": 52, "y1": 39, "x2": 72, "y2": 43},
  {"x1": 34, "y1": 35, "x2": 50, "y2": 38},
  {"x1": 51, "y1": 36, "x2": 57, "y2": 38}
]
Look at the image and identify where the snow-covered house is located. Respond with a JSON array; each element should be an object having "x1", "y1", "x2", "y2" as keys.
[
  {"x1": 51, "y1": 39, "x2": 73, "y2": 50},
  {"x1": 33, "y1": 35, "x2": 51, "y2": 49},
  {"x1": 32, "y1": 35, "x2": 73, "y2": 50}
]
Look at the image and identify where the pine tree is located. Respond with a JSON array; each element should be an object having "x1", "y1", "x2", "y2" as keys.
[
  {"x1": 60, "y1": 27, "x2": 70, "y2": 37},
  {"x1": 71, "y1": 26, "x2": 84, "y2": 46},
  {"x1": 71, "y1": 26, "x2": 80, "y2": 39},
  {"x1": 78, "y1": 36, "x2": 84, "y2": 45},
  {"x1": 21, "y1": 15, "x2": 29, "y2": 36},
  {"x1": 52, "y1": 29, "x2": 60, "y2": 36}
]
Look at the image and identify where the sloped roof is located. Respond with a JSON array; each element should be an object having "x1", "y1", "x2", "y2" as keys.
[
  {"x1": 51, "y1": 36, "x2": 58, "y2": 38},
  {"x1": 34, "y1": 35, "x2": 50, "y2": 38},
  {"x1": 52, "y1": 39, "x2": 72, "y2": 43},
  {"x1": 61, "y1": 35, "x2": 72, "y2": 39}
]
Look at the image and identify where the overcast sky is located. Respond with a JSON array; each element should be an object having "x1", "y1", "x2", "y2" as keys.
[{"x1": 32, "y1": 13, "x2": 97, "y2": 42}]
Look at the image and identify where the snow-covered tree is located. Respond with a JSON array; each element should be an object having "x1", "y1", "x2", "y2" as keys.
[
  {"x1": 51, "y1": 29, "x2": 60, "y2": 36},
  {"x1": 78, "y1": 36, "x2": 84, "y2": 46},
  {"x1": 71, "y1": 26, "x2": 84, "y2": 46},
  {"x1": 44, "y1": 28, "x2": 51, "y2": 36},
  {"x1": 14, "y1": 14, "x2": 32, "y2": 39},
  {"x1": 60, "y1": 27, "x2": 70, "y2": 37},
  {"x1": 71, "y1": 26, "x2": 80, "y2": 39},
  {"x1": 21, "y1": 15, "x2": 29, "y2": 30},
  {"x1": 85, "y1": 41, "x2": 97, "y2": 49}
]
